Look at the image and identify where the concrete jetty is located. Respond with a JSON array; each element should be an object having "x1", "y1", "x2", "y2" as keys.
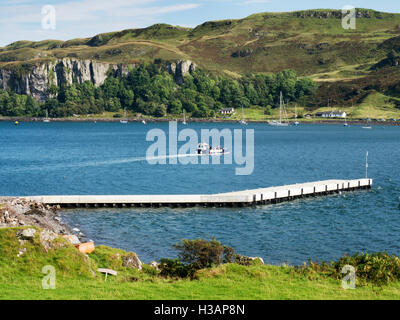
[{"x1": 19, "y1": 178, "x2": 372, "y2": 208}]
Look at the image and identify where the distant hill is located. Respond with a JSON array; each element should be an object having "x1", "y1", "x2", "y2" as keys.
[{"x1": 1, "y1": 8, "x2": 400, "y2": 117}]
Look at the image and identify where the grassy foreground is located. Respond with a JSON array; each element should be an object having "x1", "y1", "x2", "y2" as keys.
[{"x1": 1, "y1": 227, "x2": 400, "y2": 300}]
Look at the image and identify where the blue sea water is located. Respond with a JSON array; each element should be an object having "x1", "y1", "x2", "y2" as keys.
[{"x1": 1, "y1": 121, "x2": 399, "y2": 264}]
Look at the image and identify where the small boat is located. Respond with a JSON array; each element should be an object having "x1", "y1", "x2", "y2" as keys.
[
  {"x1": 268, "y1": 92, "x2": 289, "y2": 126},
  {"x1": 120, "y1": 108, "x2": 128, "y2": 124},
  {"x1": 142, "y1": 120, "x2": 146, "y2": 124},
  {"x1": 14, "y1": 121, "x2": 19, "y2": 126},
  {"x1": 43, "y1": 109, "x2": 50, "y2": 123},
  {"x1": 344, "y1": 115, "x2": 349, "y2": 127},
  {"x1": 362, "y1": 117, "x2": 372, "y2": 129}
]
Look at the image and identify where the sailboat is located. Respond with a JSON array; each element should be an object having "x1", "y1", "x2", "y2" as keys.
[
  {"x1": 293, "y1": 104, "x2": 299, "y2": 126},
  {"x1": 344, "y1": 115, "x2": 349, "y2": 127},
  {"x1": 182, "y1": 110, "x2": 187, "y2": 125},
  {"x1": 142, "y1": 119, "x2": 146, "y2": 124},
  {"x1": 362, "y1": 117, "x2": 372, "y2": 129},
  {"x1": 43, "y1": 109, "x2": 50, "y2": 123},
  {"x1": 268, "y1": 92, "x2": 289, "y2": 126},
  {"x1": 239, "y1": 104, "x2": 247, "y2": 125},
  {"x1": 120, "y1": 108, "x2": 128, "y2": 124}
]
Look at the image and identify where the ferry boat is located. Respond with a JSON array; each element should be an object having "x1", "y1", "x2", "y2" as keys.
[{"x1": 197, "y1": 143, "x2": 229, "y2": 155}]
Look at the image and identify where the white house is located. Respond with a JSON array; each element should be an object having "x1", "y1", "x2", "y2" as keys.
[
  {"x1": 219, "y1": 108, "x2": 235, "y2": 115},
  {"x1": 315, "y1": 111, "x2": 347, "y2": 118}
]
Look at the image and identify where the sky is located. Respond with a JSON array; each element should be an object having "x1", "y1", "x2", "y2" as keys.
[{"x1": 1, "y1": 0, "x2": 400, "y2": 46}]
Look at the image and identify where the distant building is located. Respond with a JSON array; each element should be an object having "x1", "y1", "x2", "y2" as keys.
[
  {"x1": 219, "y1": 108, "x2": 235, "y2": 115},
  {"x1": 315, "y1": 111, "x2": 347, "y2": 118}
]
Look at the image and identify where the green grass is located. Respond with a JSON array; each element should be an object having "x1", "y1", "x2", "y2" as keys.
[
  {"x1": 350, "y1": 91, "x2": 400, "y2": 118},
  {"x1": 1, "y1": 226, "x2": 400, "y2": 300}
]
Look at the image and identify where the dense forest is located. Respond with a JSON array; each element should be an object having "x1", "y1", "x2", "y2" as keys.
[{"x1": 0, "y1": 62, "x2": 316, "y2": 118}]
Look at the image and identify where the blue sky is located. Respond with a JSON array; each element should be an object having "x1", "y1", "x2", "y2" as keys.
[{"x1": 1, "y1": 0, "x2": 400, "y2": 46}]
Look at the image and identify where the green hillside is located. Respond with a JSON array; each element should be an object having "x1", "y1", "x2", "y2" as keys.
[
  {"x1": 1, "y1": 9, "x2": 400, "y2": 74},
  {"x1": 1, "y1": 8, "x2": 400, "y2": 119}
]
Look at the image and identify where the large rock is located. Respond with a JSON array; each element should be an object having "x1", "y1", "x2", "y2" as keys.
[
  {"x1": 17, "y1": 228, "x2": 36, "y2": 240},
  {"x1": 40, "y1": 229, "x2": 58, "y2": 252},
  {"x1": 166, "y1": 60, "x2": 197, "y2": 84},
  {"x1": 63, "y1": 234, "x2": 81, "y2": 245},
  {"x1": 122, "y1": 253, "x2": 143, "y2": 270}
]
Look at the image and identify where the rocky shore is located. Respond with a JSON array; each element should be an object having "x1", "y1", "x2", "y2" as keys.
[{"x1": 0, "y1": 198, "x2": 70, "y2": 235}]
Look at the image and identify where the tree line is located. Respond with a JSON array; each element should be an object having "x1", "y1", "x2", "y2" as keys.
[{"x1": 0, "y1": 62, "x2": 316, "y2": 118}]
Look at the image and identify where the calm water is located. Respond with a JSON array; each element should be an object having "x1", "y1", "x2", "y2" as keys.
[{"x1": 1, "y1": 121, "x2": 399, "y2": 264}]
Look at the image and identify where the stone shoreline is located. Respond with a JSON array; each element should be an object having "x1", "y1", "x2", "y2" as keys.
[{"x1": 0, "y1": 198, "x2": 70, "y2": 235}]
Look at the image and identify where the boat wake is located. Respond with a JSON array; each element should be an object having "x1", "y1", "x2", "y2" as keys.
[{"x1": 9, "y1": 152, "x2": 229, "y2": 173}]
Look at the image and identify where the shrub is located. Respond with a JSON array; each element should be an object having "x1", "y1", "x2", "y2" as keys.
[
  {"x1": 297, "y1": 252, "x2": 400, "y2": 286},
  {"x1": 158, "y1": 258, "x2": 195, "y2": 278},
  {"x1": 174, "y1": 238, "x2": 235, "y2": 270}
]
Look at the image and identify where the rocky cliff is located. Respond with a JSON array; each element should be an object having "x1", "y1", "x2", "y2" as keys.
[{"x1": 0, "y1": 58, "x2": 196, "y2": 101}]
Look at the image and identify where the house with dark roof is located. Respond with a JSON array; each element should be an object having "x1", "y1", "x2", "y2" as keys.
[{"x1": 219, "y1": 108, "x2": 235, "y2": 115}]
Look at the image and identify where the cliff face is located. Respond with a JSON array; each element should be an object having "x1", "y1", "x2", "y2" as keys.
[
  {"x1": 166, "y1": 60, "x2": 197, "y2": 84},
  {"x1": 0, "y1": 58, "x2": 130, "y2": 101},
  {"x1": 0, "y1": 58, "x2": 196, "y2": 101}
]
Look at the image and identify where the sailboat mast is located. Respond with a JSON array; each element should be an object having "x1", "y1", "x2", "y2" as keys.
[{"x1": 280, "y1": 92, "x2": 282, "y2": 123}]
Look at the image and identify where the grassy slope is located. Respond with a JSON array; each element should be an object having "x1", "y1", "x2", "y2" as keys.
[
  {"x1": 1, "y1": 227, "x2": 400, "y2": 300},
  {"x1": 1, "y1": 9, "x2": 399, "y2": 73}
]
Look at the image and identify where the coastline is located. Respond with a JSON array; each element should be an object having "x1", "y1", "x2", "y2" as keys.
[{"x1": 1, "y1": 116, "x2": 400, "y2": 126}]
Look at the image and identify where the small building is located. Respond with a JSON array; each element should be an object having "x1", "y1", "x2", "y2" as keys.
[
  {"x1": 315, "y1": 111, "x2": 347, "y2": 118},
  {"x1": 219, "y1": 108, "x2": 235, "y2": 115}
]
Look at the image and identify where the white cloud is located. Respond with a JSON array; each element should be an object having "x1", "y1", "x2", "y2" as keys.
[{"x1": 0, "y1": 0, "x2": 199, "y2": 46}]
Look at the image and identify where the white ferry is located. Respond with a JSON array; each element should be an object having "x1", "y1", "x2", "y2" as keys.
[{"x1": 197, "y1": 143, "x2": 229, "y2": 155}]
